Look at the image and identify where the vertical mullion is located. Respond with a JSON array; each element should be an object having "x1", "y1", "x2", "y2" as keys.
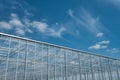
[
  {"x1": 60, "y1": 49, "x2": 64, "y2": 80},
  {"x1": 78, "y1": 53, "x2": 82, "y2": 80},
  {"x1": 98, "y1": 58, "x2": 101, "y2": 80},
  {"x1": 24, "y1": 40, "x2": 28, "y2": 80},
  {"x1": 33, "y1": 42, "x2": 36, "y2": 80},
  {"x1": 54, "y1": 47, "x2": 56, "y2": 80},
  {"x1": 64, "y1": 49, "x2": 67, "y2": 80},
  {"x1": 103, "y1": 61, "x2": 106, "y2": 80},
  {"x1": 100, "y1": 57, "x2": 104, "y2": 80},
  {"x1": 84, "y1": 69, "x2": 86, "y2": 80},
  {"x1": 116, "y1": 60, "x2": 120, "y2": 80},
  {"x1": 72, "y1": 64, "x2": 74, "y2": 80},
  {"x1": 47, "y1": 45, "x2": 49, "y2": 80},
  {"x1": 86, "y1": 69, "x2": 89, "y2": 80},
  {"x1": 5, "y1": 37, "x2": 11, "y2": 80},
  {"x1": 108, "y1": 59, "x2": 112, "y2": 80},
  {"x1": 15, "y1": 39, "x2": 20, "y2": 80},
  {"x1": 53, "y1": 47, "x2": 55, "y2": 80},
  {"x1": 60, "y1": 59, "x2": 63, "y2": 80},
  {"x1": 41, "y1": 44, "x2": 43, "y2": 80},
  {"x1": 90, "y1": 55, "x2": 94, "y2": 80}
]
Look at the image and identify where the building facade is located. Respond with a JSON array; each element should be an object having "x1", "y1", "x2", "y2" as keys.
[{"x1": 0, "y1": 33, "x2": 120, "y2": 80}]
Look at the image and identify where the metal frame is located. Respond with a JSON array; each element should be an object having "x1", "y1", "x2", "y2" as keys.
[{"x1": 0, "y1": 32, "x2": 120, "y2": 80}]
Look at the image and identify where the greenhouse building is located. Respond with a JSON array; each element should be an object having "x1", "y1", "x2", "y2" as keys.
[{"x1": 0, "y1": 33, "x2": 120, "y2": 80}]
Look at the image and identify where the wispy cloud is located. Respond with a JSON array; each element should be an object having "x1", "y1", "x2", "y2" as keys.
[
  {"x1": 0, "y1": 0, "x2": 34, "y2": 19},
  {"x1": 15, "y1": 28, "x2": 25, "y2": 35},
  {"x1": 68, "y1": 9, "x2": 111, "y2": 50},
  {"x1": 31, "y1": 21, "x2": 48, "y2": 33},
  {"x1": 48, "y1": 26, "x2": 66, "y2": 38},
  {"x1": 68, "y1": 9, "x2": 74, "y2": 18},
  {"x1": 108, "y1": 0, "x2": 120, "y2": 6},
  {"x1": 107, "y1": 48, "x2": 120, "y2": 54},
  {"x1": 88, "y1": 40, "x2": 110, "y2": 50},
  {"x1": 68, "y1": 8, "x2": 106, "y2": 35},
  {"x1": 89, "y1": 44, "x2": 107, "y2": 50},
  {"x1": 98, "y1": 40, "x2": 110, "y2": 44},
  {"x1": 96, "y1": 32, "x2": 104, "y2": 37},
  {"x1": 98, "y1": 0, "x2": 120, "y2": 9}
]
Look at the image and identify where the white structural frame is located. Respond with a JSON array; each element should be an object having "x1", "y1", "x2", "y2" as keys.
[{"x1": 0, "y1": 33, "x2": 120, "y2": 80}]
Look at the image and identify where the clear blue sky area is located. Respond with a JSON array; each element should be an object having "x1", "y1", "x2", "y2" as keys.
[{"x1": 0, "y1": 0, "x2": 120, "y2": 59}]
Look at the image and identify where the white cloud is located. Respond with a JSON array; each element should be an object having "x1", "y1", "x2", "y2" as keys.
[
  {"x1": 0, "y1": 21, "x2": 12, "y2": 29},
  {"x1": 89, "y1": 44, "x2": 108, "y2": 50},
  {"x1": 25, "y1": 27, "x2": 33, "y2": 33},
  {"x1": 68, "y1": 9, "x2": 74, "y2": 18},
  {"x1": 31, "y1": 21, "x2": 66, "y2": 38},
  {"x1": 31, "y1": 21, "x2": 48, "y2": 33},
  {"x1": 96, "y1": 32, "x2": 104, "y2": 37},
  {"x1": 89, "y1": 44, "x2": 101, "y2": 50},
  {"x1": 24, "y1": 10, "x2": 32, "y2": 16},
  {"x1": 15, "y1": 28, "x2": 25, "y2": 35},
  {"x1": 9, "y1": 18, "x2": 23, "y2": 27},
  {"x1": 88, "y1": 40, "x2": 110, "y2": 50},
  {"x1": 23, "y1": 19, "x2": 31, "y2": 27},
  {"x1": 11, "y1": 13, "x2": 18, "y2": 18},
  {"x1": 101, "y1": 45, "x2": 108, "y2": 48},
  {"x1": 49, "y1": 27, "x2": 66, "y2": 38},
  {"x1": 0, "y1": 13, "x2": 30, "y2": 35},
  {"x1": 0, "y1": 13, "x2": 66, "y2": 38},
  {"x1": 107, "y1": 48, "x2": 120, "y2": 53},
  {"x1": 98, "y1": 40, "x2": 110, "y2": 44}
]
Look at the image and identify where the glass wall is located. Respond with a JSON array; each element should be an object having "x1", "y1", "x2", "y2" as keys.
[{"x1": 0, "y1": 33, "x2": 120, "y2": 80}]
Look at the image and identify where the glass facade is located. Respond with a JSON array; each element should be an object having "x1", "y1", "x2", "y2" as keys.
[{"x1": 0, "y1": 33, "x2": 120, "y2": 80}]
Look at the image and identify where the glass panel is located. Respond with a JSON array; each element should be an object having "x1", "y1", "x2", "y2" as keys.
[
  {"x1": 6, "y1": 61, "x2": 16, "y2": 80},
  {"x1": 0, "y1": 33, "x2": 120, "y2": 80},
  {"x1": 0, "y1": 36, "x2": 10, "y2": 48}
]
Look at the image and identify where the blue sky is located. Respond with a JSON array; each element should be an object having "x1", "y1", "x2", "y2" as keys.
[{"x1": 0, "y1": 0, "x2": 120, "y2": 59}]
